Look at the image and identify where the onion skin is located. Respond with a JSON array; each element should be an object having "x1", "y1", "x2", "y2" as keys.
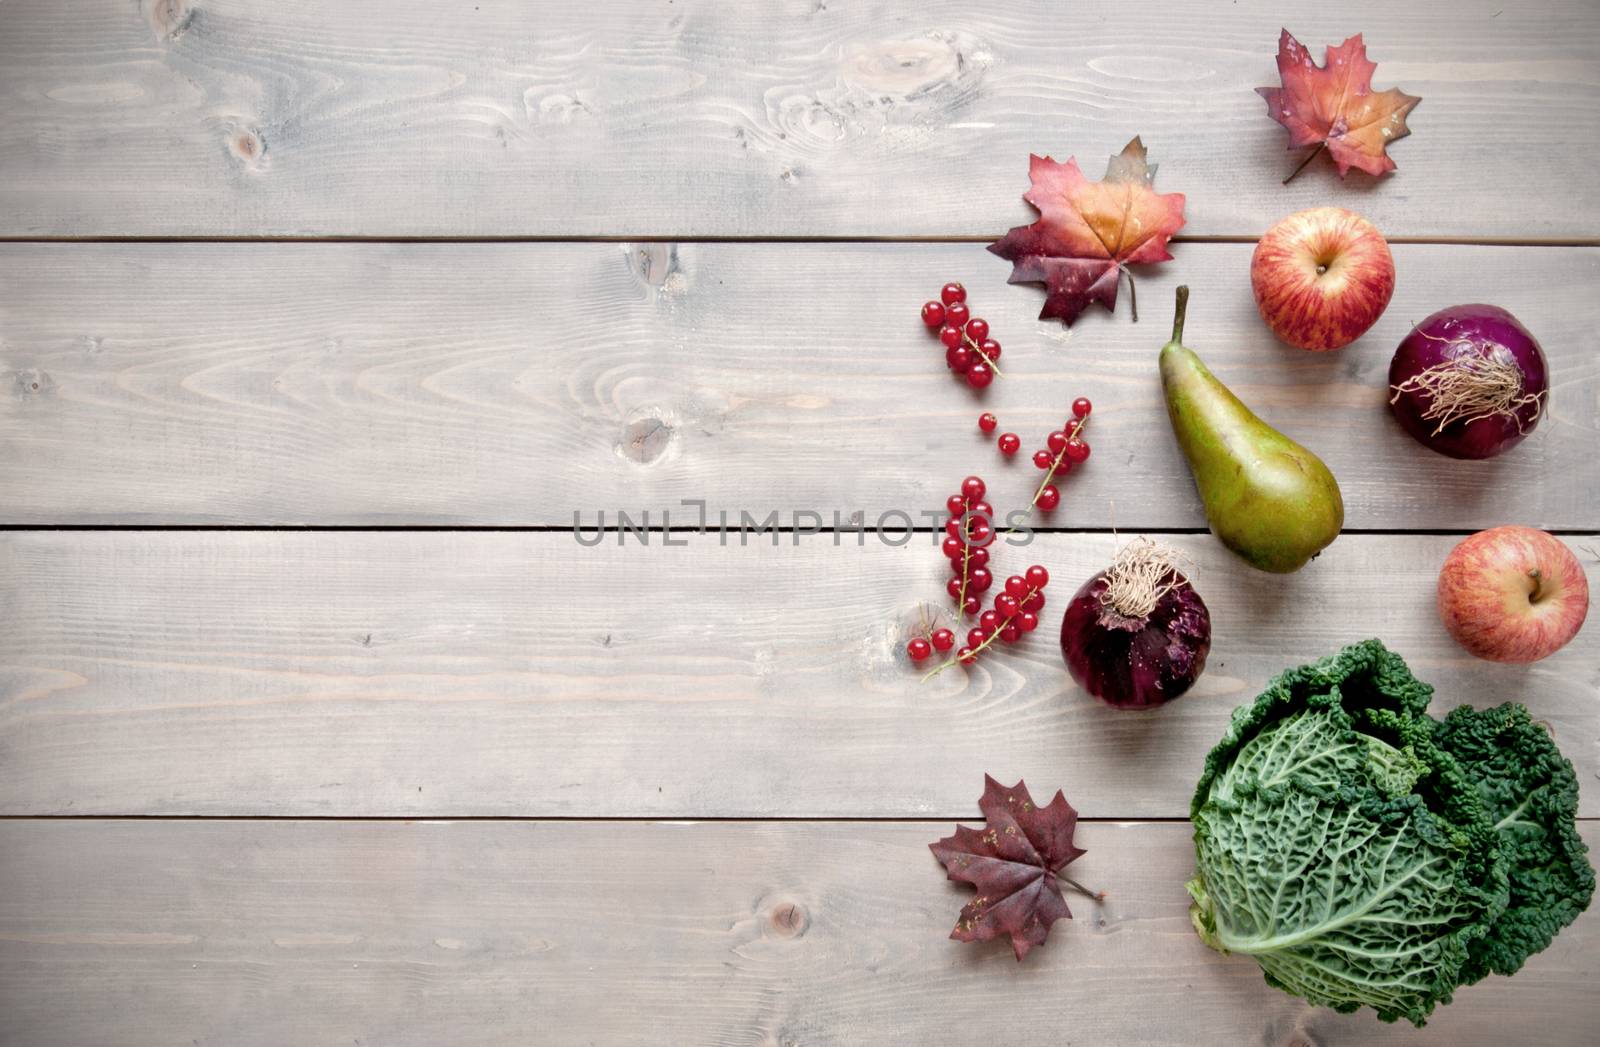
[
  {"x1": 1388, "y1": 304, "x2": 1548, "y2": 460},
  {"x1": 1060, "y1": 569, "x2": 1211, "y2": 710}
]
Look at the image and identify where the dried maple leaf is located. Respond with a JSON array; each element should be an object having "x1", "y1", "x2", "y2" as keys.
[
  {"x1": 1259, "y1": 29, "x2": 1421, "y2": 183},
  {"x1": 988, "y1": 137, "x2": 1185, "y2": 326},
  {"x1": 929, "y1": 775, "x2": 1089, "y2": 960}
]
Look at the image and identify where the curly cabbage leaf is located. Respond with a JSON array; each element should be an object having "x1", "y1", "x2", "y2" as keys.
[
  {"x1": 1188, "y1": 639, "x2": 1592, "y2": 1026},
  {"x1": 1434, "y1": 703, "x2": 1595, "y2": 983}
]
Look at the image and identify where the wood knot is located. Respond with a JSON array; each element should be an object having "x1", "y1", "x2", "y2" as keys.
[
  {"x1": 616, "y1": 413, "x2": 676, "y2": 465},
  {"x1": 227, "y1": 127, "x2": 266, "y2": 168},
  {"x1": 623, "y1": 243, "x2": 682, "y2": 291},
  {"x1": 766, "y1": 900, "x2": 808, "y2": 939},
  {"x1": 143, "y1": 0, "x2": 194, "y2": 41},
  {"x1": 12, "y1": 369, "x2": 53, "y2": 397}
]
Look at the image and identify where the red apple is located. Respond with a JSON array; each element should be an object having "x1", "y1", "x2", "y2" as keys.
[
  {"x1": 1437, "y1": 526, "x2": 1589, "y2": 663},
  {"x1": 1251, "y1": 207, "x2": 1395, "y2": 351}
]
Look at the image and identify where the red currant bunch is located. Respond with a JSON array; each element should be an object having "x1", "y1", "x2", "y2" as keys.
[
  {"x1": 920, "y1": 282, "x2": 1003, "y2": 389},
  {"x1": 1025, "y1": 398, "x2": 1093, "y2": 516},
  {"x1": 941, "y1": 474, "x2": 993, "y2": 619},
  {"x1": 925, "y1": 565, "x2": 1050, "y2": 675}
]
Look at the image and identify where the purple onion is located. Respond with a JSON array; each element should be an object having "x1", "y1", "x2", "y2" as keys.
[
  {"x1": 1060, "y1": 542, "x2": 1210, "y2": 710},
  {"x1": 1388, "y1": 304, "x2": 1548, "y2": 460}
]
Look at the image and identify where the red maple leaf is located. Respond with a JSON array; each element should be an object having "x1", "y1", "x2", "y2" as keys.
[
  {"x1": 1259, "y1": 29, "x2": 1421, "y2": 183},
  {"x1": 988, "y1": 137, "x2": 1185, "y2": 326},
  {"x1": 929, "y1": 775, "x2": 1089, "y2": 960}
]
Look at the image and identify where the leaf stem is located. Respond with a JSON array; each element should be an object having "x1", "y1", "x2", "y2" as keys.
[
  {"x1": 1122, "y1": 266, "x2": 1138, "y2": 323},
  {"x1": 1059, "y1": 875, "x2": 1104, "y2": 902},
  {"x1": 1282, "y1": 142, "x2": 1326, "y2": 185}
]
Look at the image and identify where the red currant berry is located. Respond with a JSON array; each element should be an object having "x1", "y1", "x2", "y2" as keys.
[
  {"x1": 978, "y1": 339, "x2": 1001, "y2": 362},
  {"x1": 1036, "y1": 484, "x2": 1060, "y2": 511},
  {"x1": 946, "y1": 577, "x2": 964, "y2": 599},
  {"x1": 941, "y1": 282, "x2": 967, "y2": 306},
  {"x1": 965, "y1": 317, "x2": 990, "y2": 342},
  {"x1": 966, "y1": 546, "x2": 989, "y2": 569},
  {"x1": 997, "y1": 433, "x2": 1021, "y2": 455},
  {"x1": 999, "y1": 624, "x2": 1021, "y2": 644},
  {"x1": 965, "y1": 363, "x2": 993, "y2": 388},
  {"x1": 945, "y1": 494, "x2": 967, "y2": 517},
  {"x1": 979, "y1": 609, "x2": 1001, "y2": 632},
  {"x1": 961, "y1": 476, "x2": 986, "y2": 502},
  {"x1": 946, "y1": 345, "x2": 973, "y2": 372},
  {"x1": 967, "y1": 628, "x2": 988, "y2": 648},
  {"x1": 977, "y1": 412, "x2": 998, "y2": 434},
  {"x1": 970, "y1": 500, "x2": 993, "y2": 520},
  {"x1": 966, "y1": 518, "x2": 992, "y2": 545},
  {"x1": 1005, "y1": 575, "x2": 1028, "y2": 598},
  {"x1": 942, "y1": 536, "x2": 964, "y2": 559},
  {"x1": 907, "y1": 637, "x2": 932, "y2": 661},
  {"x1": 939, "y1": 324, "x2": 963, "y2": 349},
  {"x1": 931, "y1": 628, "x2": 955, "y2": 652},
  {"x1": 1065, "y1": 440, "x2": 1090, "y2": 463},
  {"x1": 968, "y1": 566, "x2": 993, "y2": 592},
  {"x1": 921, "y1": 301, "x2": 946, "y2": 328},
  {"x1": 945, "y1": 301, "x2": 970, "y2": 326},
  {"x1": 1026, "y1": 565, "x2": 1050, "y2": 588},
  {"x1": 1019, "y1": 612, "x2": 1039, "y2": 633},
  {"x1": 1032, "y1": 449, "x2": 1053, "y2": 470},
  {"x1": 1072, "y1": 397, "x2": 1093, "y2": 418},
  {"x1": 944, "y1": 518, "x2": 963, "y2": 540},
  {"x1": 995, "y1": 594, "x2": 1020, "y2": 618},
  {"x1": 962, "y1": 595, "x2": 981, "y2": 616},
  {"x1": 957, "y1": 645, "x2": 977, "y2": 664},
  {"x1": 1046, "y1": 430, "x2": 1068, "y2": 454},
  {"x1": 1021, "y1": 592, "x2": 1044, "y2": 613}
]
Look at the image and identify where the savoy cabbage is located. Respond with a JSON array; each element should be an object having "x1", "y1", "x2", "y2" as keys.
[{"x1": 1187, "y1": 639, "x2": 1592, "y2": 1026}]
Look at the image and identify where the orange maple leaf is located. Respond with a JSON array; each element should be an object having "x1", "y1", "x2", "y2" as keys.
[
  {"x1": 988, "y1": 137, "x2": 1186, "y2": 326},
  {"x1": 1259, "y1": 29, "x2": 1421, "y2": 182}
]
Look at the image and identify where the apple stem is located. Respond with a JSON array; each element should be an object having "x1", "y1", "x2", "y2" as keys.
[
  {"x1": 1283, "y1": 142, "x2": 1326, "y2": 185},
  {"x1": 1170, "y1": 285, "x2": 1189, "y2": 345},
  {"x1": 1528, "y1": 568, "x2": 1544, "y2": 603}
]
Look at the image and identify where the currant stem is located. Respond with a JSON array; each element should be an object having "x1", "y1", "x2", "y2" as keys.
[
  {"x1": 1282, "y1": 142, "x2": 1326, "y2": 185},
  {"x1": 920, "y1": 583, "x2": 1044, "y2": 681},
  {"x1": 962, "y1": 332, "x2": 1004, "y2": 377},
  {"x1": 1005, "y1": 415, "x2": 1089, "y2": 535}
]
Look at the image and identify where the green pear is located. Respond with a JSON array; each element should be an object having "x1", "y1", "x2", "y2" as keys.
[{"x1": 1160, "y1": 286, "x2": 1343, "y2": 573}]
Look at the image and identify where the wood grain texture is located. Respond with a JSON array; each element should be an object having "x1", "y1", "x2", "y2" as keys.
[
  {"x1": 1, "y1": 0, "x2": 1597, "y2": 238},
  {"x1": 3, "y1": 530, "x2": 1595, "y2": 819},
  {"x1": 3, "y1": 242, "x2": 1597, "y2": 528},
  {"x1": 0, "y1": 819, "x2": 1595, "y2": 1047}
]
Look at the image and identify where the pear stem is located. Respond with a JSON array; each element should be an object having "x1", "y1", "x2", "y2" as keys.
[
  {"x1": 1283, "y1": 142, "x2": 1325, "y2": 185},
  {"x1": 1170, "y1": 285, "x2": 1189, "y2": 345}
]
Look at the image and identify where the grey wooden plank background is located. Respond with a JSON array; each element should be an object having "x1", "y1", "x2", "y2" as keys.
[
  {"x1": 3, "y1": 242, "x2": 1596, "y2": 528},
  {"x1": 1, "y1": 1, "x2": 1597, "y2": 238},
  {"x1": 1, "y1": 819, "x2": 1595, "y2": 1047},
  {"x1": 3, "y1": 530, "x2": 1594, "y2": 819}
]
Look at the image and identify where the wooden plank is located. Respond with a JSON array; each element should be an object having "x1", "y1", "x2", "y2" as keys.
[
  {"x1": 2, "y1": 530, "x2": 1594, "y2": 819},
  {"x1": 0, "y1": 819, "x2": 1594, "y2": 1046},
  {"x1": 3, "y1": 242, "x2": 1596, "y2": 528},
  {"x1": 1, "y1": 1, "x2": 1597, "y2": 239}
]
